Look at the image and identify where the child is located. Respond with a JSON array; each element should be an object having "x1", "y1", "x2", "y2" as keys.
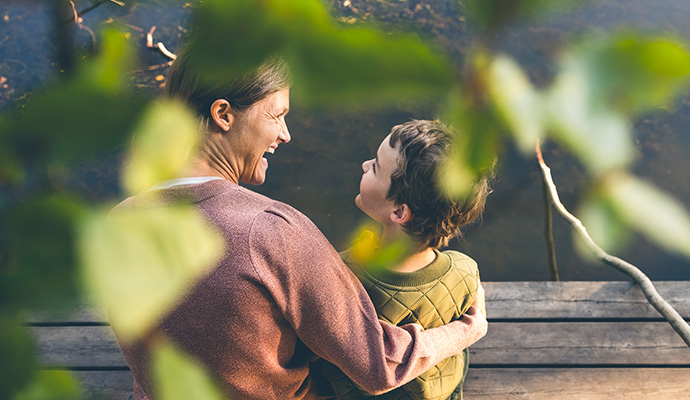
[{"x1": 320, "y1": 119, "x2": 492, "y2": 400}]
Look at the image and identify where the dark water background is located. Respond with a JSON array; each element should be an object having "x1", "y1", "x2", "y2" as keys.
[{"x1": 1, "y1": 0, "x2": 689, "y2": 281}]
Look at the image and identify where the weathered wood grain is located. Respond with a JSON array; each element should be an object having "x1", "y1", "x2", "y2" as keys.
[
  {"x1": 470, "y1": 321, "x2": 690, "y2": 365},
  {"x1": 464, "y1": 368, "x2": 690, "y2": 399},
  {"x1": 483, "y1": 281, "x2": 690, "y2": 319},
  {"x1": 28, "y1": 282, "x2": 690, "y2": 399},
  {"x1": 67, "y1": 368, "x2": 690, "y2": 400},
  {"x1": 33, "y1": 322, "x2": 690, "y2": 367},
  {"x1": 34, "y1": 326, "x2": 126, "y2": 367},
  {"x1": 72, "y1": 371, "x2": 133, "y2": 400}
]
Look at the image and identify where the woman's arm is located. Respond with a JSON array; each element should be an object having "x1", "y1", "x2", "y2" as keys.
[{"x1": 250, "y1": 204, "x2": 488, "y2": 394}]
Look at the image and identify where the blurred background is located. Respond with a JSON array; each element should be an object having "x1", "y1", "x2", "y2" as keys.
[{"x1": 1, "y1": 0, "x2": 689, "y2": 281}]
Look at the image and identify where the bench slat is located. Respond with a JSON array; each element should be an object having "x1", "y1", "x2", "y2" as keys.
[
  {"x1": 65, "y1": 368, "x2": 690, "y2": 400},
  {"x1": 471, "y1": 321, "x2": 690, "y2": 365},
  {"x1": 72, "y1": 370, "x2": 133, "y2": 400},
  {"x1": 484, "y1": 281, "x2": 690, "y2": 319},
  {"x1": 464, "y1": 368, "x2": 690, "y2": 399},
  {"x1": 33, "y1": 321, "x2": 690, "y2": 367}
]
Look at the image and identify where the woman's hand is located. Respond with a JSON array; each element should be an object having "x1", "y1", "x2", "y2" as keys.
[{"x1": 472, "y1": 280, "x2": 486, "y2": 319}]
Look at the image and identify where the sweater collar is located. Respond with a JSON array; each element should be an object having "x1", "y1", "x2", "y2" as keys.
[{"x1": 365, "y1": 249, "x2": 452, "y2": 287}]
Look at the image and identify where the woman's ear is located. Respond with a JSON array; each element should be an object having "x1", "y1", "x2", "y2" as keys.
[
  {"x1": 390, "y1": 204, "x2": 411, "y2": 225},
  {"x1": 210, "y1": 99, "x2": 234, "y2": 132}
]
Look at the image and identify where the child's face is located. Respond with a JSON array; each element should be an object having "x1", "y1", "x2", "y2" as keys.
[{"x1": 355, "y1": 134, "x2": 399, "y2": 225}]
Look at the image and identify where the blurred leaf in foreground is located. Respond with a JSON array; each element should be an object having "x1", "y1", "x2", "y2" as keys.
[
  {"x1": 121, "y1": 99, "x2": 201, "y2": 195},
  {"x1": 13, "y1": 370, "x2": 81, "y2": 400},
  {"x1": 152, "y1": 340, "x2": 226, "y2": 400},
  {"x1": 189, "y1": 0, "x2": 452, "y2": 107},
  {"x1": 0, "y1": 317, "x2": 35, "y2": 400},
  {"x1": 581, "y1": 35, "x2": 690, "y2": 113},
  {"x1": 604, "y1": 173, "x2": 690, "y2": 261},
  {"x1": 12, "y1": 29, "x2": 146, "y2": 166},
  {"x1": 487, "y1": 54, "x2": 543, "y2": 154},
  {"x1": 545, "y1": 52, "x2": 633, "y2": 174},
  {"x1": 2, "y1": 196, "x2": 81, "y2": 311},
  {"x1": 79, "y1": 205, "x2": 224, "y2": 341},
  {"x1": 575, "y1": 192, "x2": 631, "y2": 261},
  {"x1": 440, "y1": 89, "x2": 500, "y2": 198}
]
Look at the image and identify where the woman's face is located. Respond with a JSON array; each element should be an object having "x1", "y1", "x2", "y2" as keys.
[
  {"x1": 355, "y1": 134, "x2": 399, "y2": 225},
  {"x1": 233, "y1": 88, "x2": 291, "y2": 185}
]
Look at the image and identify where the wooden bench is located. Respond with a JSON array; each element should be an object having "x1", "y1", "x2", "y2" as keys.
[{"x1": 30, "y1": 281, "x2": 690, "y2": 399}]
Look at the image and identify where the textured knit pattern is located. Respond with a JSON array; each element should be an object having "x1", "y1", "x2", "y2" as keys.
[
  {"x1": 109, "y1": 180, "x2": 486, "y2": 400},
  {"x1": 321, "y1": 249, "x2": 480, "y2": 400}
]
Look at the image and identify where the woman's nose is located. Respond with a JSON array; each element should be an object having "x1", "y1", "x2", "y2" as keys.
[{"x1": 280, "y1": 124, "x2": 291, "y2": 143}]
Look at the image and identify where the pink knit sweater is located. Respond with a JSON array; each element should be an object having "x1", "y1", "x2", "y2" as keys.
[{"x1": 113, "y1": 179, "x2": 486, "y2": 400}]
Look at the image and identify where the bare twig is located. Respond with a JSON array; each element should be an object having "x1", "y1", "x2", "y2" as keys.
[
  {"x1": 146, "y1": 26, "x2": 177, "y2": 60},
  {"x1": 540, "y1": 162, "x2": 560, "y2": 281},
  {"x1": 70, "y1": 1, "x2": 96, "y2": 49},
  {"x1": 536, "y1": 140, "x2": 690, "y2": 348},
  {"x1": 62, "y1": 0, "x2": 124, "y2": 25}
]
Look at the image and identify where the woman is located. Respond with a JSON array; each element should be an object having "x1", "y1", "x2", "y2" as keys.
[{"x1": 112, "y1": 39, "x2": 488, "y2": 400}]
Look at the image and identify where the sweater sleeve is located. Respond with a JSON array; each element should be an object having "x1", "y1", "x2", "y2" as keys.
[{"x1": 248, "y1": 203, "x2": 487, "y2": 395}]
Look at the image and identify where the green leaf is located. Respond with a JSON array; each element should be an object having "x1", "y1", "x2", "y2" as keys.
[
  {"x1": 78, "y1": 205, "x2": 224, "y2": 341},
  {"x1": 12, "y1": 29, "x2": 146, "y2": 166},
  {"x1": 545, "y1": 58, "x2": 634, "y2": 174},
  {"x1": 189, "y1": 0, "x2": 452, "y2": 107},
  {"x1": 13, "y1": 370, "x2": 81, "y2": 400},
  {"x1": 0, "y1": 115, "x2": 24, "y2": 185},
  {"x1": 0, "y1": 317, "x2": 35, "y2": 400},
  {"x1": 576, "y1": 193, "x2": 630, "y2": 260},
  {"x1": 604, "y1": 173, "x2": 690, "y2": 260},
  {"x1": 121, "y1": 99, "x2": 201, "y2": 195},
  {"x1": 2, "y1": 196, "x2": 82, "y2": 311},
  {"x1": 487, "y1": 55, "x2": 543, "y2": 154},
  {"x1": 80, "y1": 29, "x2": 137, "y2": 91},
  {"x1": 584, "y1": 35, "x2": 690, "y2": 112},
  {"x1": 152, "y1": 341, "x2": 226, "y2": 400}
]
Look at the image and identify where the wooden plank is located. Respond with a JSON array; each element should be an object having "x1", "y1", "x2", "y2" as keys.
[
  {"x1": 484, "y1": 281, "x2": 690, "y2": 320},
  {"x1": 464, "y1": 368, "x2": 690, "y2": 399},
  {"x1": 33, "y1": 321, "x2": 690, "y2": 367},
  {"x1": 24, "y1": 282, "x2": 690, "y2": 324},
  {"x1": 72, "y1": 370, "x2": 133, "y2": 400},
  {"x1": 471, "y1": 322, "x2": 690, "y2": 365},
  {"x1": 34, "y1": 326, "x2": 127, "y2": 367}
]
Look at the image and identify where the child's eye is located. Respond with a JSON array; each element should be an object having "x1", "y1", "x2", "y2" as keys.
[{"x1": 372, "y1": 163, "x2": 376, "y2": 174}]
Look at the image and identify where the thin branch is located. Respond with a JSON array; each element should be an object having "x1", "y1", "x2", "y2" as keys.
[
  {"x1": 62, "y1": 0, "x2": 125, "y2": 25},
  {"x1": 146, "y1": 26, "x2": 177, "y2": 60},
  {"x1": 540, "y1": 162, "x2": 559, "y2": 281},
  {"x1": 70, "y1": 1, "x2": 96, "y2": 49},
  {"x1": 536, "y1": 140, "x2": 690, "y2": 348}
]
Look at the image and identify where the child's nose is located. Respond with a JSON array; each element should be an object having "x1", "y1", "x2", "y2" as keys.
[{"x1": 362, "y1": 160, "x2": 369, "y2": 172}]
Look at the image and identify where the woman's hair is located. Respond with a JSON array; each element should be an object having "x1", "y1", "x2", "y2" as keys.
[
  {"x1": 165, "y1": 38, "x2": 290, "y2": 122},
  {"x1": 387, "y1": 119, "x2": 494, "y2": 249}
]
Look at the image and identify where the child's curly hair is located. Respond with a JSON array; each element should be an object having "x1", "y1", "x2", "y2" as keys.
[{"x1": 387, "y1": 119, "x2": 493, "y2": 249}]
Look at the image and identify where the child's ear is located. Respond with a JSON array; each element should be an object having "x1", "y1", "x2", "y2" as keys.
[
  {"x1": 390, "y1": 204, "x2": 411, "y2": 225},
  {"x1": 210, "y1": 99, "x2": 235, "y2": 132}
]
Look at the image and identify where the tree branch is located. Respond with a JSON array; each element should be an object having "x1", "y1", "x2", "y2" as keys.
[
  {"x1": 536, "y1": 140, "x2": 690, "y2": 348},
  {"x1": 540, "y1": 165, "x2": 560, "y2": 281}
]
